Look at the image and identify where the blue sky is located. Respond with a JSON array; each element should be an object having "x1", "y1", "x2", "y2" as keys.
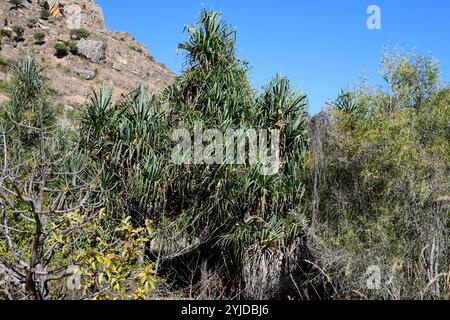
[{"x1": 97, "y1": 0, "x2": 450, "y2": 114}]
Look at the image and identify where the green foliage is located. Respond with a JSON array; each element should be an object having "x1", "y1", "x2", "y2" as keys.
[
  {"x1": 33, "y1": 31, "x2": 46, "y2": 44},
  {"x1": 157, "y1": 11, "x2": 310, "y2": 297},
  {"x1": 0, "y1": 55, "x2": 10, "y2": 72},
  {"x1": 70, "y1": 28, "x2": 90, "y2": 40},
  {"x1": 166, "y1": 10, "x2": 254, "y2": 125},
  {"x1": 56, "y1": 212, "x2": 156, "y2": 300},
  {"x1": 67, "y1": 40, "x2": 78, "y2": 54},
  {"x1": 0, "y1": 58, "x2": 68, "y2": 299},
  {"x1": 0, "y1": 81, "x2": 9, "y2": 93},
  {"x1": 0, "y1": 58, "x2": 157, "y2": 300},
  {"x1": 40, "y1": 9, "x2": 50, "y2": 20},
  {"x1": 79, "y1": 86, "x2": 167, "y2": 220},
  {"x1": 307, "y1": 51, "x2": 450, "y2": 299},
  {"x1": 178, "y1": 10, "x2": 236, "y2": 70},
  {"x1": 381, "y1": 48, "x2": 440, "y2": 109},
  {"x1": 8, "y1": 0, "x2": 23, "y2": 9},
  {"x1": 0, "y1": 28, "x2": 13, "y2": 38},
  {"x1": 6, "y1": 58, "x2": 50, "y2": 128},
  {"x1": 1, "y1": 11, "x2": 448, "y2": 301},
  {"x1": 54, "y1": 42, "x2": 69, "y2": 58},
  {"x1": 12, "y1": 25, "x2": 24, "y2": 42},
  {"x1": 0, "y1": 57, "x2": 8, "y2": 66},
  {"x1": 77, "y1": 10, "x2": 310, "y2": 298},
  {"x1": 329, "y1": 90, "x2": 359, "y2": 113},
  {"x1": 54, "y1": 41, "x2": 78, "y2": 57}
]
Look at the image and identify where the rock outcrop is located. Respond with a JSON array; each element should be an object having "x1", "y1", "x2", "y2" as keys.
[
  {"x1": 76, "y1": 38, "x2": 106, "y2": 63},
  {"x1": 75, "y1": 68, "x2": 95, "y2": 80},
  {"x1": 0, "y1": 0, "x2": 174, "y2": 106}
]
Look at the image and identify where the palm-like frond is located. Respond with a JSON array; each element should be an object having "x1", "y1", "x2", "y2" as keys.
[
  {"x1": 329, "y1": 89, "x2": 359, "y2": 113},
  {"x1": 178, "y1": 10, "x2": 236, "y2": 70}
]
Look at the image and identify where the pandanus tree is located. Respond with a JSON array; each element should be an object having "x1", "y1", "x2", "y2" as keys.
[
  {"x1": 166, "y1": 10, "x2": 254, "y2": 126},
  {"x1": 159, "y1": 10, "x2": 311, "y2": 298},
  {"x1": 77, "y1": 10, "x2": 311, "y2": 299},
  {"x1": 79, "y1": 86, "x2": 167, "y2": 222},
  {"x1": 329, "y1": 90, "x2": 359, "y2": 113}
]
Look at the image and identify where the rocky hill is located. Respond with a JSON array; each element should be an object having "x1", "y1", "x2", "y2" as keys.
[{"x1": 0, "y1": 0, "x2": 174, "y2": 108}]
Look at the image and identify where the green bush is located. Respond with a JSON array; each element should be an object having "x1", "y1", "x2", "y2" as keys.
[
  {"x1": 33, "y1": 31, "x2": 46, "y2": 44},
  {"x1": 40, "y1": 9, "x2": 50, "y2": 20},
  {"x1": 0, "y1": 58, "x2": 157, "y2": 300},
  {"x1": 13, "y1": 26, "x2": 24, "y2": 36},
  {"x1": 13, "y1": 25, "x2": 25, "y2": 41},
  {"x1": 0, "y1": 56, "x2": 10, "y2": 67},
  {"x1": 0, "y1": 81, "x2": 9, "y2": 92},
  {"x1": 54, "y1": 42, "x2": 69, "y2": 58},
  {"x1": 0, "y1": 28, "x2": 13, "y2": 38},
  {"x1": 305, "y1": 50, "x2": 450, "y2": 300},
  {"x1": 67, "y1": 40, "x2": 78, "y2": 54},
  {"x1": 8, "y1": 0, "x2": 23, "y2": 9},
  {"x1": 0, "y1": 56, "x2": 10, "y2": 73},
  {"x1": 70, "y1": 28, "x2": 90, "y2": 40}
]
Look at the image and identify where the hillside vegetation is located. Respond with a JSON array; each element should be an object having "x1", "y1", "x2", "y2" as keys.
[
  {"x1": 0, "y1": 10, "x2": 449, "y2": 300},
  {"x1": 0, "y1": 0, "x2": 173, "y2": 106}
]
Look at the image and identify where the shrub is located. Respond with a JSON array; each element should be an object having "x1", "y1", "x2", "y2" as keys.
[
  {"x1": 67, "y1": 40, "x2": 78, "y2": 54},
  {"x1": 13, "y1": 26, "x2": 24, "y2": 36},
  {"x1": 8, "y1": 0, "x2": 23, "y2": 9},
  {"x1": 40, "y1": 9, "x2": 50, "y2": 20},
  {"x1": 306, "y1": 51, "x2": 450, "y2": 300},
  {"x1": 0, "y1": 58, "x2": 157, "y2": 300},
  {"x1": 0, "y1": 56, "x2": 10, "y2": 72},
  {"x1": 0, "y1": 28, "x2": 13, "y2": 38},
  {"x1": 54, "y1": 42, "x2": 69, "y2": 58},
  {"x1": 0, "y1": 80, "x2": 9, "y2": 92},
  {"x1": 70, "y1": 28, "x2": 90, "y2": 40},
  {"x1": 0, "y1": 56, "x2": 10, "y2": 66},
  {"x1": 13, "y1": 25, "x2": 25, "y2": 42},
  {"x1": 33, "y1": 31, "x2": 46, "y2": 44}
]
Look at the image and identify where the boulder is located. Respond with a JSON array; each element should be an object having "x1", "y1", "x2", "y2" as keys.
[
  {"x1": 112, "y1": 62, "x2": 123, "y2": 72},
  {"x1": 75, "y1": 68, "x2": 95, "y2": 80},
  {"x1": 76, "y1": 39, "x2": 106, "y2": 63},
  {"x1": 65, "y1": 4, "x2": 82, "y2": 30},
  {"x1": 63, "y1": 0, "x2": 104, "y2": 29},
  {"x1": 22, "y1": 1, "x2": 32, "y2": 9}
]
